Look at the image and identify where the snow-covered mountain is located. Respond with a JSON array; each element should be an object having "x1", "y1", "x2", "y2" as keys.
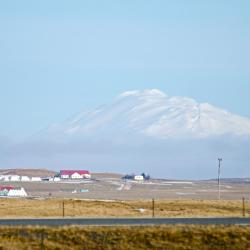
[
  {"x1": 44, "y1": 89, "x2": 250, "y2": 139},
  {"x1": 5, "y1": 89, "x2": 250, "y2": 179}
]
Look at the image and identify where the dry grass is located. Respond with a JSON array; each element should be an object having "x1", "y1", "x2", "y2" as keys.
[
  {"x1": 0, "y1": 198, "x2": 249, "y2": 218},
  {"x1": 0, "y1": 225, "x2": 249, "y2": 249}
]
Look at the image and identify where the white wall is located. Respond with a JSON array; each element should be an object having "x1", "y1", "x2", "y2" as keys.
[
  {"x1": 134, "y1": 175, "x2": 144, "y2": 181},
  {"x1": 8, "y1": 188, "x2": 27, "y2": 197},
  {"x1": 21, "y1": 176, "x2": 30, "y2": 181},
  {"x1": 31, "y1": 177, "x2": 42, "y2": 182},
  {"x1": 71, "y1": 172, "x2": 82, "y2": 179}
]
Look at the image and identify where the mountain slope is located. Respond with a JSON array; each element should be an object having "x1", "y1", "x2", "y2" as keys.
[
  {"x1": 5, "y1": 89, "x2": 250, "y2": 178},
  {"x1": 45, "y1": 89, "x2": 250, "y2": 139}
]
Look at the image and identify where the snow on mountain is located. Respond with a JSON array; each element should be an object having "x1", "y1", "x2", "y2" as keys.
[{"x1": 45, "y1": 89, "x2": 250, "y2": 139}]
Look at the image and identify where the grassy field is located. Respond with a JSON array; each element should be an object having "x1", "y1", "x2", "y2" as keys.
[
  {"x1": 0, "y1": 225, "x2": 249, "y2": 249},
  {"x1": 0, "y1": 198, "x2": 249, "y2": 218}
]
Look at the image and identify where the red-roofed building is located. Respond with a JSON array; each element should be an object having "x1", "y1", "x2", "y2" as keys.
[
  {"x1": 60, "y1": 170, "x2": 91, "y2": 179},
  {"x1": 0, "y1": 186, "x2": 27, "y2": 197},
  {"x1": 0, "y1": 186, "x2": 13, "y2": 191}
]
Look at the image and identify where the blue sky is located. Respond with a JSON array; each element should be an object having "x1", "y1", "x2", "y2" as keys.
[{"x1": 1, "y1": 0, "x2": 250, "y2": 139}]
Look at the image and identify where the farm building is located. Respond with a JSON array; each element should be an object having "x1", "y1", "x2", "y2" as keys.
[
  {"x1": 31, "y1": 177, "x2": 42, "y2": 182},
  {"x1": 10, "y1": 175, "x2": 20, "y2": 182},
  {"x1": 0, "y1": 186, "x2": 13, "y2": 196},
  {"x1": 3, "y1": 176, "x2": 10, "y2": 181},
  {"x1": 123, "y1": 173, "x2": 150, "y2": 181},
  {"x1": 20, "y1": 176, "x2": 30, "y2": 181},
  {"x1": 60, "y1": 170, "x2": 91, "y2": 179},
  {"x1": 134, "y1": 175, "x2": 144, "y2": 181},
  {"x1": 8, "y1": 187, "x2": 27, "y2": 197},
  {"x1": 0, "y1": 186, "x2": 27, "y2": 197}
]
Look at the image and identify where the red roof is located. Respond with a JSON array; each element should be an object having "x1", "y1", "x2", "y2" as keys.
[
  {"x1": 60, "y1": 170, "x2": 90, "y2": 175},
  {"x1": 0, "y1": 186, "x2": 13, "y2": 191}
]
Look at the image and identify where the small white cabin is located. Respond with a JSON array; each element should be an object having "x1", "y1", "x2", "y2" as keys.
[
  {"x1": 21, "y1": 176, "x2": 30, "y2": 182},
  {"x1": 134, "y1": 175, "x2": 144, "y2": 181},
  {"x1": 61, "y1": 174, "x2": 69, "y2": 179},
  {"x1": 60, "y1": 170, "x2": 91, "y2": 179},
  {"x1": 31, "y1": 177, "x2": 42, "y2": 182},
  {"x1": 10, "y1": 175, "x2": 20, "y2": 182},
  {"x1": 8, "y1": 187, "x2": 27, "y2": 197},
  {"x1": 3, "y1": 176, "x2": 10, "y2": 181}
]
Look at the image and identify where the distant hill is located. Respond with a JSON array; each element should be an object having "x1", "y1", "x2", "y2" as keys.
[{"x1": 0, "y1": 169, "x2": 56, "y2": 177}]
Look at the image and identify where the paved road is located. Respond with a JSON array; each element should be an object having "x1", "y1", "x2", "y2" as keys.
[{"x1": 0, "y1": 218, "x2": 250, "y2": 226}]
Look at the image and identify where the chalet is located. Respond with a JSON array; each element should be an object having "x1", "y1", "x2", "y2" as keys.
[{"x1": 60, "y1": 170, "x2": 91, "y2": 179}]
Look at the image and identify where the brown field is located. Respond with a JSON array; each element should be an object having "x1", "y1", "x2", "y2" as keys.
[
  {"x1": 0, "y1": 198, "x2": 249, "y2": 218},
  {"x1": 0, "y1": 225, "x2": 249, "y2": 250},
  {"x1": 2, "y1": 173, "x2": 250, "y2": 201}
]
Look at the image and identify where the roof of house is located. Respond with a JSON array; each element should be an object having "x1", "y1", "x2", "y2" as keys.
[
  {"x1": 60, "y1": 170, "x2": 90, "y2": 175},
  {"x1": 0, "y1": 186, "x2": 13, "y2": 191}
]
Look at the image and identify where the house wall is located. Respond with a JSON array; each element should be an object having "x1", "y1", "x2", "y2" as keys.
[
  {"x1": 21, "y1": 176, "x2": 30, "y2": 181},
  {"x1": 31, "y1": 177, "x2": 42, "y2": 182},
  {"x1": 71, "y1": 172, "x2": 82, "y2": 179},
  {"x1": 3, "y1": 176, "x2": 10, "y2": 181},
  {"x1": 134, "y1": 175, "x2": 144, "y2": 181},
  {"x1": 8, "y1": 188, "x2": 27, "y2": 197},
  {"x1": 10, "y1": 176, "x2": 20, "y2": 181},
  {"x1": 61, "y1": 175, "x2": 69, "y2": 179}
]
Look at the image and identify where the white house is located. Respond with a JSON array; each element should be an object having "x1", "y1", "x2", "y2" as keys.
[
  {"x1": 8, "y1": 187, "x2": 27, "y2": 197},
  {"x1": 71, "y1": 172, "x2": 82, "y2": 179},
  {"x1": 10, "y1": 175, "x2": 20, "y2": 182},
  {"x1": 31, "y1": 177, "x2": 42, "y2": 182},
  {"x1": 60, "y1": 170, "x2": 91, "y2": 179},
  {"x1": 60, "y1": 174, "x2": 69, "y2": 179},
  {"x1": 21, "y1": 176, "x2": 30, "y2": 182},
  {"x1": 3, "y1": 176, "x2": 10, "y2": 181},
  {"x1": 134, "y1": 175, "x2": 144, "y2": 181}
]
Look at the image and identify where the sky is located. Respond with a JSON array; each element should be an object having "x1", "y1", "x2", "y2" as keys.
[{"x1": 1, "y1": 0, "x2": 250, "y2": 140}]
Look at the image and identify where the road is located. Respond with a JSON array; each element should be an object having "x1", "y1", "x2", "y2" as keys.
[{"x1": 0, "y1": 218, "x2": 250, "y2": 226}]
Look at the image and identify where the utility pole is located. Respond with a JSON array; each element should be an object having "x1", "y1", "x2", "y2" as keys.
[{"x1": 218, "y1": 158, "x2": 222, "y2": 200}]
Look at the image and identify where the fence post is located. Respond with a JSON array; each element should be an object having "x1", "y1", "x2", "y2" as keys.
[
  {"x1": 242, "y1": 197, "x2": 246, "y2": 217},
  {"x1": 62, "y1": 201, "x2": 65, "y2": 218},
  {"x1": 152, "y1": 198, "x2": 155, "y2": 218},
  {"x1": 40, "y1": 229, "x2": 45, "y2": 250}
]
